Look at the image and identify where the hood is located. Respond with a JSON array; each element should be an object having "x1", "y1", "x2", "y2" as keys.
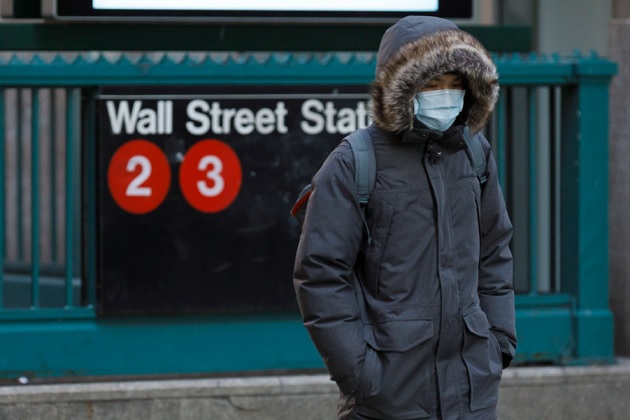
[{"x1": 370, "y1": 16, "x2": 499, "y2": 134}]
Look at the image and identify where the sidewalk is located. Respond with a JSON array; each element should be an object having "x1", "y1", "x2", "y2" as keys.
[{"x1": 1, "y1": 358, "x2": 629, "y2": 419}]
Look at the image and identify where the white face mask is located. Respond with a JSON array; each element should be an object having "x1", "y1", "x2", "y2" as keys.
[{"x1": 413, "y1": 89, "x2": 465, "y2": 132}]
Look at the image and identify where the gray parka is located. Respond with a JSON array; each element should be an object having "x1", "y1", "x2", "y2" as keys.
[{"x1": 293, "y1": 16, "x2": 517, "y2": 420}]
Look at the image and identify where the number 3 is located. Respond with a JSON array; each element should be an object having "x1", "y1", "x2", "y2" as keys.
[{"x1": 197, "y1": 155, "x2": 224, "y2": 197}]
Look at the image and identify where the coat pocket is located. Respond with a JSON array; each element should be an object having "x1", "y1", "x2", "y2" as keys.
[
  {"x1": 364, "y1": 318, "x2": 433, "y2": 352},
  {"x1": 462, "y1": 308, "x2": 503, "y2": 411},
  {"x1": 363, "y1": 198, "x2": 395, "y2": 295},
  {"x1": 355, "y1": 318, "x2": 435, "y2": 419}
]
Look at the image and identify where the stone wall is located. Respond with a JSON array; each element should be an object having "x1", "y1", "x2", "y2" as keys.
[{"x1": 1, "y1": 360, "x2": 629, "y2": 420}]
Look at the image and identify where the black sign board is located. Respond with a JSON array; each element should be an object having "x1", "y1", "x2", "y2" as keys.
[{"x1": 97, "y1": 85, "x2": 370, "y2": 315}]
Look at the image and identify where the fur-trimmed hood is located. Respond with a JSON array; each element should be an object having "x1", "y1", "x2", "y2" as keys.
[{"x1": 371, "y1": 16, "x2": 499, "y2": 134}]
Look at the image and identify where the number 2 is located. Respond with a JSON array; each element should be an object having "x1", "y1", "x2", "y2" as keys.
[{"x1": 126, "y1": 155, "x2": 152, "y2": 197}]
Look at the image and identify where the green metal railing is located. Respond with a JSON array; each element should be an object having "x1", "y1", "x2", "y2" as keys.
[
  {"x1": 0, "y1": 51, "x2": 616, "y2": 380},
  {"x1": 1, "y1": 87, "x2": 82, "y2": 312}
]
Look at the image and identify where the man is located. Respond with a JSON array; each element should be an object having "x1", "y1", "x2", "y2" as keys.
[{"x1": 293, "y1": 15, "x2": 517, "y2": 419}]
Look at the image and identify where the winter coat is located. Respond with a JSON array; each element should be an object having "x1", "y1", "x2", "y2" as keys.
[{"x1": 293, "y1": 16, "x2": 517, "y2": 420}]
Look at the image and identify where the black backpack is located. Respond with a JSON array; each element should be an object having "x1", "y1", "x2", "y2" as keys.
[{"x1": 290, "y1": 127, "x2": 487, "y2": 226}]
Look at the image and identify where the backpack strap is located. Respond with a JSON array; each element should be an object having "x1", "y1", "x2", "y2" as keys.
[
  {"x1": 345, "y1": 129, "x2": 376, "y2": 208},
  {"x1": 462, "y1": 126, "x2": 487, "y2": 186},
  {"x1": 346, "y1": 129, "x2": 375, "y2": 244},
  {"x1": 290, "y1": 129, "x2": 375, "y2": 227}
]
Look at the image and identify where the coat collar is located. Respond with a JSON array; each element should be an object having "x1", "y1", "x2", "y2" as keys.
[{"x1": 399, "y1": 123, "x2": 467, "y2": 161}]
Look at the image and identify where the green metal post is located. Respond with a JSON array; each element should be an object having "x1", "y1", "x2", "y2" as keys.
[
  {"x1": 30, "y1": 88, "x2": 40, "y2": 308},
  {"x1": 560, "y1": 55, "x2": 617, "y2": 363},
  {"x1": 17, "y1": 91, "x2": 24, "y2": 261},
  {"x1": 0, "y1": 89, "x2": 4, "y2": 307},
  {"x1": 49, "y1": 90, "x2": 58, "y2": 264},
  {"x1": 64, "y1": 88, "x2": 74, "y2": 308},
  {"x1": 528, "y1": 87, "x2": 538, "y2": 295},
  {"x1": 84, "y1": 88, "x2": 97, "y2": 308}
]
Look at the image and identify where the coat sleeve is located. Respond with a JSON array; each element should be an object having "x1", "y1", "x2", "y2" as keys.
[
  {"x1": 293, "y1": 143, "x2": 366, "y2": 395},
  {"x1": 477, "y1": 135, "x2": 518, "y2": 368}
]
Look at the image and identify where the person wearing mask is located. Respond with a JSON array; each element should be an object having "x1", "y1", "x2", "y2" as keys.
[{"x1": 293, "y1": 15, "x2": 517, "y2": 419}]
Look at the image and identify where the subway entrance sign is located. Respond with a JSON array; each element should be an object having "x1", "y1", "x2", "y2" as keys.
[{"x1": 97, "y1": 85, "x2": 369, "y2": 315}]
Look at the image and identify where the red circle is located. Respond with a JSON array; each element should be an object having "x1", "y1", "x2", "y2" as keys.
[
  {"x1": 179, "y1": 139, "x2": 243, "y2": 213},
  {"x1": 107, "y1": 140, "x2": 171, "y2": 214}
]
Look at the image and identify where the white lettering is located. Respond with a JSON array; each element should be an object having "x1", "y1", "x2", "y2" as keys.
[
  {"x1": 300, "y1": 99, "x2": 370, "y2": 135},
  {"x1": 186, "y1": 99, "x2": 211, "y2": 135},
  {"x1": 136, "y1": 108, "x2": 157, "y2": 135},
  {"x1": 126, "y1": 155, "x2": 152, "y2": 197},
  {"x1": 157, "y1": 101, "x2": 165, "y2": 134},
  {"x1": 324, "y1": 102, "x2": 338, "y2": 134},
  {"x1": 107, "y1": 100, "x2": 142, "y2": 135},
  {"x1": 184, "y1": 101, "x2": 288, "y2": 136},
  {"x1": 300, "y1": 99, "x2": 325, "y2": 135},
  {"x1": 197, "y1": 155, "x2": 224, "y2": 197},
  {"x1": 222, "y1": 108, "x2": 237, "y2": 134},
  {"x1": 165, "y1": 101, "x2": 173, "y2": 133},
  {"x1": 210, "y1": 102, "x2": 223, "y2": 134},
  {"x1": 256, "y1": 108, "x2": 275, "y2": 135},
  {"x1": 274, "y1": 102, "x2": 288, "y2": 134},
  {"x1": 234, "y1": 108, "x2": 255, "y2": 135},
  {"x1": 337, "y1": 107, "x2": 356, "y2": 134},
  {"x1": 107, "y1": 100, "x2": 173, "y2": 135},
  {"x1": 356, "y1": 102, "x2": 369, "y2": 129}
]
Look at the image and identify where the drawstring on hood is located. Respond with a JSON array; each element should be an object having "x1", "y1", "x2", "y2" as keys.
[{"x1": 370, "y1": 16, "x2": 499, "y2": 135}]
